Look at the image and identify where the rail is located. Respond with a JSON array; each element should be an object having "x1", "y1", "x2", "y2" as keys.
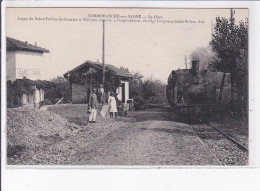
[{"x1": 196, "y1": 117, "x2": 248, "y2": 152}]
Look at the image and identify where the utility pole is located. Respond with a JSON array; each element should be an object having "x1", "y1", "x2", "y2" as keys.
[
  {"x1": 230, "y1": 8, "x2": 235, "y2": 23},
  {"x1": 230, "y1": 8, "x2": 235, "y2": 111},
  {"x1": 67, "y1": 72, "x2": 71, "y2": 102},
  {"x1": 102, "y1": 20, "x2": 105, "y2": 97}
]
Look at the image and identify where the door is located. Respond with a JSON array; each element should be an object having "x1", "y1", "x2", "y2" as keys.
[{"x1": 122, "y1": 83, "x2": 125, "y2": 103}]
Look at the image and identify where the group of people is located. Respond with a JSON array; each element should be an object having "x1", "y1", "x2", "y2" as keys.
[{"x1": 88, "y1": 84, "x2": 121, "y2": 123}]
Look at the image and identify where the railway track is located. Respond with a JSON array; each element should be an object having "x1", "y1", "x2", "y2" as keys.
[
  {"x1": 192, "y1": 118, "x2": 248, "y2": 165},
  {"x1": 207, "y1": 123, "x2": 248, "y2": 152},
  {"x1": 196, "y1": 116, "x2": 248, "y2": 152},
  {"x1": 194, "y1": 134, "x2": 224, "y2": 165}
]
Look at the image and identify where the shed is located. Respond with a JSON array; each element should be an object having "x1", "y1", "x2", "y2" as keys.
[{"x1": 64, "y1": 60, "x2": 133, "y2": 104}]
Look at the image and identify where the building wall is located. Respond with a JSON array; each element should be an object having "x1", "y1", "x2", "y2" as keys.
[
  {"x1": 116, "y1": 80, "x2": 130, "y2": 103},
  {"x1": 116, "y1": 86, "x2": 122, "y2": 101},
  {"x1": 124, "y1": 81, "x2": 129, "y2": 102},
  {"x1": 22, "y1": 93, "x2": 29, "y2": 106},
  {"x1": 21, "y1": 88, "x2": 44, "y2": 107},
  {"x1": 15, "y1": 51, "x2": 49, "y2": 80},
  {"x1": 71, "y1": 80, "x2": 130, "y2": 104},
  {"x1": 39, "y1": 89, "x2": 44, "y2": 101},
  {"x1": 6, "y1": 51, "x2": 16, "y2": 81},
  {"x1": 7, "y1": 50, "x2": 51, "y2": 81},
  {"x1": 72, "y1": 83, "x2": 88, "y2": 104}
]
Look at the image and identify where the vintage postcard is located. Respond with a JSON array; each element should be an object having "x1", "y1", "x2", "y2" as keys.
[{"x1": 3, "y1": 7, "x2": 249, "y2": 167}]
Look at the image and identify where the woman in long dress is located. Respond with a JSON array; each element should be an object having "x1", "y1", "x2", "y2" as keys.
[{"x1": 108, "y1": 93, "x2": 118, "y2": 118}]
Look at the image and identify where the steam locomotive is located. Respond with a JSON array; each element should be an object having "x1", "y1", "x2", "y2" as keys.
[{"x1": 166, "y1": 60, "x2": 222, "y2": 117}]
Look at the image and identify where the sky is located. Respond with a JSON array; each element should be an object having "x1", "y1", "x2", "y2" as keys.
[{"x1": 6, "y1": 8, "x2": 248, "y2": 83}]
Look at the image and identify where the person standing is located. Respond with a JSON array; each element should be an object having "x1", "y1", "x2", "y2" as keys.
[
  {"x1": 33, "y1": 87, "x2": 40, "y2": 109},
  {"x1": 108, "y1": 92, "x2": 118, "y2": 118},
  {"x1": 97, "y1": 84, "x2": 105, "y2": 103},
  {"x1": 88, "y1": 88, "x2": 99, "y2": 123},
  {"x1": 114, "y1": 93, "x2": 121, "y2": 118}
]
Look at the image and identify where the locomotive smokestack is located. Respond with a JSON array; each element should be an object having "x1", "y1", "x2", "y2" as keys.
[{"x1": 191, "y1": 59, "x2": 199, "y2": 75}]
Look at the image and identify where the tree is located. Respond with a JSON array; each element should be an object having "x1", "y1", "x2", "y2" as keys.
[
  {"x1": 50, "y1": 76, "x2": 71, "y2": 103},
  {"x1": 50, "y1": 76, "x2": 68, "y2": 84},
  {"x1": 142, "y1": 77, "x2": 167, "y2": 104},
  {"x1": 210, "y1": 17, "x2": 248, "y2": 112},
  {"x1": 120, "y1": 67, "x2": 167, "y2": 104},
  {"x1": 120, "y1": 67, "x2": 144, "y2": 99}
]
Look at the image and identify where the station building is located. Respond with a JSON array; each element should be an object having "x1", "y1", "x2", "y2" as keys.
[
  {"x1": 6, "y1": 37, "x2": 50, "y2": 107},
  {"x1": 63, "y1": 60, "x2": 133, "y2": 105}
]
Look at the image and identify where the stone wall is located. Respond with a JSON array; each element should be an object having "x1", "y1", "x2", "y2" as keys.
[{"x1": 72, "y1": 83, "x2": 88, "y2": 104}]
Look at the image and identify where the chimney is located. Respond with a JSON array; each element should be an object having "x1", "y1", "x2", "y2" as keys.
[
  {"x1": 25, "y1": 41, "x2": 28, "y2": 46},
  {"x1": 35, "y1": 42, "x2": 37, "y2": 46},
  {"x1": 97, "y1": 59, "x2": 99, "y2": 64},
  {"x1": 191, "y1": 59, "x2": 199, "y2": 75}
]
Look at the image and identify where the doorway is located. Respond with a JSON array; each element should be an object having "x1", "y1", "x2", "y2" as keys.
[{"x1": 122, "y1": 83, "x2": 125, "y2": 103}]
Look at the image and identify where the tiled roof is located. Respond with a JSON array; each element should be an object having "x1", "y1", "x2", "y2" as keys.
[
  {"x1": 93, "y1": 61, "x2": 133, "y2": 78},
  {"x1": 64, "y1": 60, "x2": 133, "y2": 79},
  {"x1": 7, "y1": 37, "x2": 49, "y2": 53}
]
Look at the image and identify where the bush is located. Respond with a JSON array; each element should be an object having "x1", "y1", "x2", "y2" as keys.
[
  {"x1": 133, "y1": 97, "x2": 144, "y2": 111},
  {"x1": 120, "y1": 67, "x2": 167, "y2": 105},
  {"x1": 50, "y1": 76, "x2": 71, "y2": 102},
  {"x1": 7, "y1": 78, "x2": 57, "y2": 108},
  {"x1": 142, "y1": 77, "x2": 167, "y2": 104},
  {"x1": 7, "y1": 80, "x2": 22, "y2": 108}
]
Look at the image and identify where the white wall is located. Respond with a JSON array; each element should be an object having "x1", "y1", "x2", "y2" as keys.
[
  {"x1": 124, "y1": 81, "x2": 129, "y2": 102},
  {"x1": 15, "y1": 51, "x2": 50, "y2": 81},
  {"x1": 116, "y1": 86, "x2": 122, "y2": 101},
  {"x1": 116, "y1": 80, "x2": 130, "y2": 103}
]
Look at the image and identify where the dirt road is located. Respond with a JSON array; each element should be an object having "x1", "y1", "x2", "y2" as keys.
[{"x1": 21, "y1": 108, "x2": 220, "y2": 166}]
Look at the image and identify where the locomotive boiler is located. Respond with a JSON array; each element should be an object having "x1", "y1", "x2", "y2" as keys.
[{"x1": 166, "y1": 59, "x2": 222, "y2": 117}]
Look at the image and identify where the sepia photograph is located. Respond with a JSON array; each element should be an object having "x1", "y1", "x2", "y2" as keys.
[{"x1": 4, "y1": 7, "x2": 249, "y2": 166}]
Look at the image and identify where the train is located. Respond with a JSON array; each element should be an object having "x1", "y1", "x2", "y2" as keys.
[{"x1": 166, "y1": 59, "x2": 223, "y2": 117}]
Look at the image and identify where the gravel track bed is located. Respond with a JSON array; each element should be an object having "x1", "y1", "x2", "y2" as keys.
[
  {"x1": 65, "y1": 120, "x2": 220, "y2": 166},
  {"x1": 7, "y1": 107, "x2": 81, "y2": 164},
  {"x1": 9, "y1": 105, "x2": 246, "y2": 166},
  {"x1": 209, "y1": 122, "x2": 248, "y2": 149},
  {"x1": 192, "y1": 124, "x2": 248, "y2": 166},
  {"x1": 19, "y1": 112, "x2": 221, "y2": 166},
  {"x1": 20, "y1": 120, "x2": 131, "y2": 165}
]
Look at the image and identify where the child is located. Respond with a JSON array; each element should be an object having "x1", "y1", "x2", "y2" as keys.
[{"x1": 108, "y1": 93, "x2": 118, "y2": 118}]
